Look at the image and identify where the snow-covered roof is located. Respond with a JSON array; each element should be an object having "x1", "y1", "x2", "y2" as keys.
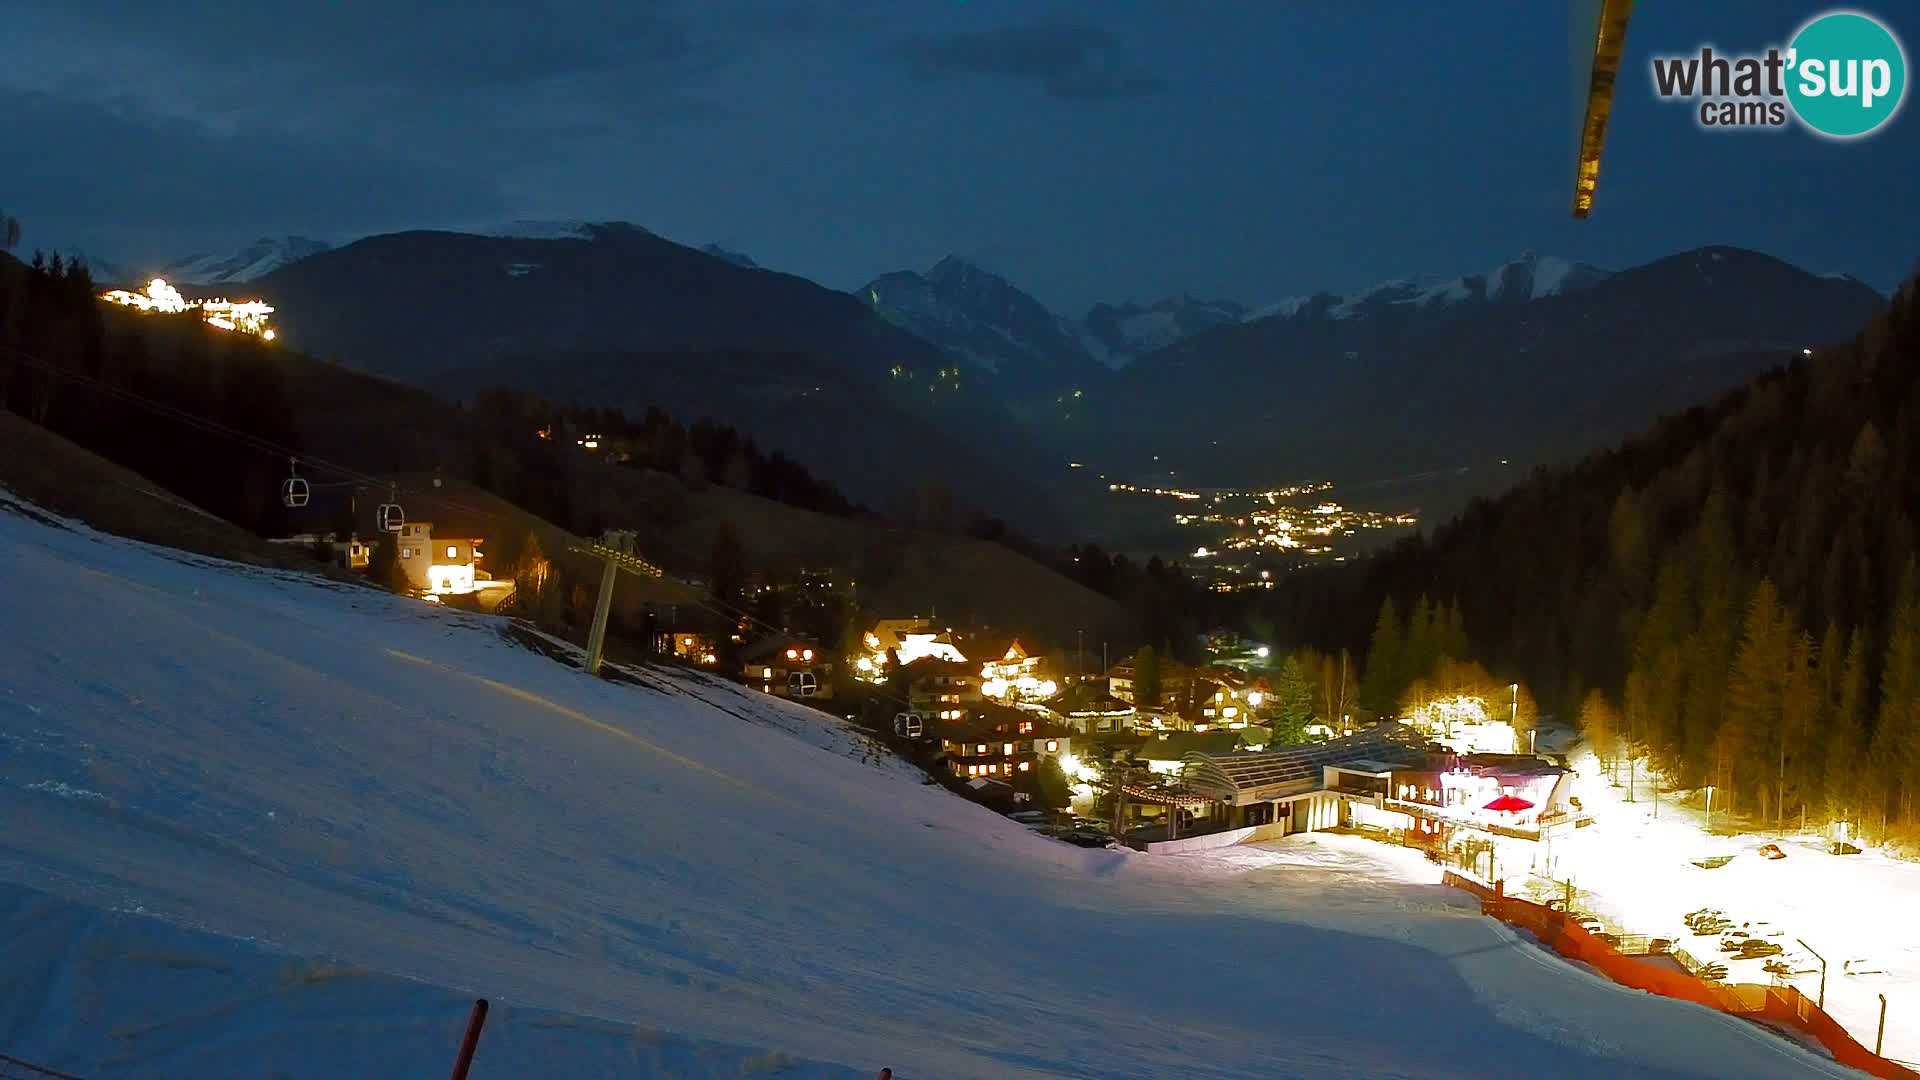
[{"x1": 1183, "y1": 723, "x2": 1432, "y2": 800}]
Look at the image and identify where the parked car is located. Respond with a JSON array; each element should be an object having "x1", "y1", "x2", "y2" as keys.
[
  {"x1": 1738, "y1": 940, "x2": 1784, "y2": 958},
  {"x1": 1756, "y1": 843, "x2": 1787, "y2": 860},
  {"x1": 1829, "y1": 841, "x2": 1863, "y2": 855}
]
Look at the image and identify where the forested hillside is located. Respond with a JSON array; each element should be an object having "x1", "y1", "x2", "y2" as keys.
[{"x1": 1264, "y1": 275, "x2": 1920, "y2": 840}]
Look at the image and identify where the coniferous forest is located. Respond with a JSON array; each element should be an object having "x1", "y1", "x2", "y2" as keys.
[{"x1": 1264, "y1": 277, "x2": 1920, "y2": 841}]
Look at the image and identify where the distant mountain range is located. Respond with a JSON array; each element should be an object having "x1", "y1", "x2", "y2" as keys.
[
  {"x1": 78, "y1": 222, "x2": 1886, "y2": 537},
  {"x1": 242, "y1": 223, "x2": 1072, "y2": 530},
  {"x1": 1080, "y1": 246, "x2": 1885, "y2": 497}
]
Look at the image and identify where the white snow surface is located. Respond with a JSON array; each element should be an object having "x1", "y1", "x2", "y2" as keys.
[
  {"x1": 0, "y1": 496, "x2": 1856, "y2": 1079},
  {"x1": 1544, "y1": 750, "x2": 1920, "y2": 1068},
  {"x1": 158, "y1": 237, "x2": 332, "y2": 285}
]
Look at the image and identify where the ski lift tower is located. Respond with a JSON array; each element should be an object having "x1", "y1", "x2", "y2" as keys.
[
  {"x1": 571, "y1": 529, "x2": 666, "y2": 676},
  {"x1": 1570, "y1": 0, "x2": 1634, "y2": 217}
]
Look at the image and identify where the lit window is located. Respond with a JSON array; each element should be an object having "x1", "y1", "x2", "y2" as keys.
[
  {"x1": 763, "y1": 667, "x2": 773, "y2": 679},
  {"x1": 1002, "y1": 743, "x2": 1014, "y2": 756},
  {"x1": 1018, "y1": 761, "x2": 1031, "y2": 772},
  {"x1": 1045, "y1": 740, "x2": 1058, "y2": 752},
  {"x1": 977, "y1": 744, "x2": 988, "y2": 755},
  {"x1": 446, "y1": 545, "x2": 458, "y2": 559},
  {"x1": 401, "y1": 547, "x2": 413, "y2": 559},
  {"x1": 1018, "y1": 721, "x2": 1033, "y2": 734}
]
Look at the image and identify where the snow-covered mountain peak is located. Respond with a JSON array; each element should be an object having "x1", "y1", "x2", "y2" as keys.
[
  {"x1": 158, "y1": 236, "x2": 332, "y2": 285},
  {"x1": 1242, "y1": 253, "x2": 1614, "y2": 328}
]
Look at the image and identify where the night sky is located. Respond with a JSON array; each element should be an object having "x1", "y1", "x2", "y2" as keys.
[{"x1": 5, "y1": 1, "x2": 1914, "y2": 311}]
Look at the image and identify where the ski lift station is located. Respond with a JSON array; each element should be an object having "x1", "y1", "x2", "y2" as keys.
[{"x1": 1146, "y1": 724, "x2": 1577, "y2": 857}]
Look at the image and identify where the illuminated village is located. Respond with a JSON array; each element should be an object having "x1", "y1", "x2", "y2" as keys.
[
  {"x1": 1108, "y1": 479, "x2": 1419, "y2": 591},
  {"x1": 99, "y1": 277, "x2": 277, "y2": 340}
]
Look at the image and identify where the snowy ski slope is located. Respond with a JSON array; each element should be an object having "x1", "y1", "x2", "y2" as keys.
[{"x1": 0, "y1": 495, "x2": 1855, "y2": 1078}]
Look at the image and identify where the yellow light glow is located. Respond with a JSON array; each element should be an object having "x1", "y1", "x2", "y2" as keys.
[{"x1": 99, "y1": 278, "x2": 276, "y2": 338}]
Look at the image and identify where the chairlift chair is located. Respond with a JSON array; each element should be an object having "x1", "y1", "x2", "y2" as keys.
[
  {"x1": 788, "y1": 671, "x2": 818, "y2": 699},
  {"x1": 377, "y1": 502, "x2": 404, "y2": 532},
  {"x1": 282, "y1": 459, "x2": 310, "y2": 509}
]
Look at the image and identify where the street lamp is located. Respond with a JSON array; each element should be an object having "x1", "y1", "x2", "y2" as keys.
[{"x1": 1798, "y1": 938, "x2": 1827, "y2": 1009}]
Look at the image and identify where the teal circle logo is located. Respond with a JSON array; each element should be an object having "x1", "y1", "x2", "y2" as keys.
[{"x1": 1787, "y1": 11, "x2": 1907, "y2": 138}]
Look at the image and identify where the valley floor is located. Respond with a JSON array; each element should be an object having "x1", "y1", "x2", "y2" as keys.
[{"x1": 0, "y1": 494, "x2": 1858, "y2": 1078}]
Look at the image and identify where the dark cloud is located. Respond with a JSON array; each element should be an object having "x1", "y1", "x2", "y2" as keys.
[
  {"x1": 899, "y1": 23, "x2": 1164, "y2": 100},
  {"x1": 29, "y1": 4, "x2": 705, "y2": 92},
  {"x1": 0, "y1": 89, "x2": 509, "y2": 238}
]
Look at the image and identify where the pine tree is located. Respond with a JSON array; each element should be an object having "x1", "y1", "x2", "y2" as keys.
[
  {"x1": 1724, "y1": 578, "x2": 1790, "y2": 820},
  {"x1": 1782, "y1": 630, "x2": 1820, "y2": 828},
  {"x1": 1877, "y1": 560, "x2": 1920, "y2": 826},
  {"x1": 709, "y1": 523, "x2": 747, "y2": 610},
  {"x1": 367, "y1": 534, "x2": 409, "y2": 593},
  {"x1": 1133, "y1": 645, "x2": 1160, "y2": 708},
  {"x1": 1360, "y1": 597, "x2": 1403, "y2": 717},
  {"x1": 1406, "y1": 595, "x2": 1436, "y2": 684},
  {"x1": 1580, "y1": 689, "x2": 1620, "y2": 780},
  {"x1": 1826, "y1": 628, "x2": 1868, "y2": 826},
  {"x1": 1273, "y1": 655, "x2": 1315, "y2": 745},
  {"x1": 1440, "y1": 601, "x2": 1470, "y2": 665}
]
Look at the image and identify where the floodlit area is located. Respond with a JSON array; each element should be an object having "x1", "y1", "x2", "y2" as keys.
[
  {"x1": 99, "y1": 277, "x2": 277, "y2": 338},
  {"x1": 0, "y1": 495, "x2": 1864, "y2": 1078},
  {"x1": 1540, "y1": 750, "x2": 1920, "y2": 1067}
]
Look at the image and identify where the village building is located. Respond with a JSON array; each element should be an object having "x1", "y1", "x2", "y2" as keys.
[
  {"x1": 1041, "y1": 681, "x2": 1138, "y2": 733},
  {"x1": 937, "y1": 703, "x2": 1076, "y2": 782},
  {"x1": 392, "y1": 520, "x2": 487, "y2": 595},
  {"x1": 902, "y1": 658, "x2": 981, "y2": 721},
  {"x1": 1165, "y1": 724, "x2": 1576, "y2": 859},
  {"x1": 741, "y1": 635, "x2": 832, "y2": 701},
  {"x1": 854, "y1": 616, "x2": 967, "y2": 682}
]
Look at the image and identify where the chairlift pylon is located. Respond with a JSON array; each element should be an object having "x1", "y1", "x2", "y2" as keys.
[{"x1": 282, "y1": 458, "x2": 310, "y2": 509}]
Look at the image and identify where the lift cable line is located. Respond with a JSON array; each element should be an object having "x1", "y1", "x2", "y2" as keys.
[
  {"x1": 2, "y1": 340, "x2": 933, "y2": 718},
  {"x1": 0, "y1": 341, "x2": 501, "y2": 527}
]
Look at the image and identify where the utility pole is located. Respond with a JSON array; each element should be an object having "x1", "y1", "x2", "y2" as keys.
[
  {"x1": 1338, "y1": 651, "x2": 1349, "y2": 729},
  {"x1": 570, "y1": 530, "x2": 667, "y2": 676},
  {"x1": 1877, "y1": 993, "x2": 1887, "y2": 1056}
]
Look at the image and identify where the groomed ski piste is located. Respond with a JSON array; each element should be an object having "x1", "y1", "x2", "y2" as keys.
[{"x1": 0, "y1": 492, "x2": 1861, "y2": 1078}]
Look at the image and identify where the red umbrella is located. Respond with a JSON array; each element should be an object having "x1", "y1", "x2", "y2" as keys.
[{"x1": 1484, "y1": 794, "x2": 1535, "y2": 813}]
